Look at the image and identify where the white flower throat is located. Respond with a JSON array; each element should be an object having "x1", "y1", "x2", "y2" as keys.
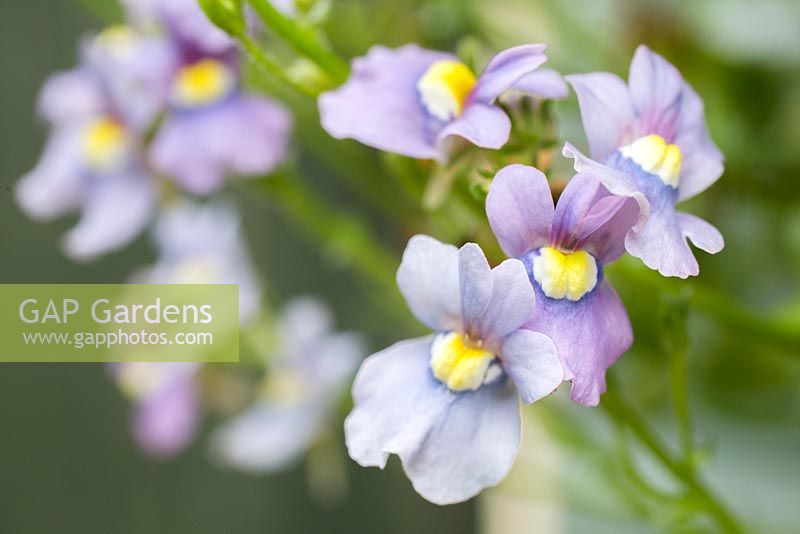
[{"x1": 417, "y1": 60, "x2": 477, "y2": 121}]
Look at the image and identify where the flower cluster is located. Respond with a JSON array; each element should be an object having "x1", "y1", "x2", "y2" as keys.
[
  {"x1": 17, "y1": 0, "x2": 291, "y2": 260},
  {"x1": 330, "y1": 43, "x2": 723, "y2": 503},
  {"x1": 17, "y1": 0, "x2": 727, "y2": 510}
]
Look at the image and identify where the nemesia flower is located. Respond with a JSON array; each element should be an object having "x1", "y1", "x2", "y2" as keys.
[
  {"x1": 344, "y1": 235, "x2": 563, "y2": 504},
  {"x1": 564, "y1": 45, "x2": 724, "y2": 278},
  {"x1": 112, "y1": 362, "x2": 200, "y2": 458},
  {"x1": 486, "y1": 164, "x2": 640, "y2": 406},
  {"x1": 319, "y1": 44, "x2": 565, "y2": 160},
  {"x1": 212, "y1": 298, "x2": 363, "y2": 473},
  {"x1": 148, "y1": 47, "x2": 292, "y2": 195},
  {"x1": 16, "y1": 44, "x2": 156, "y2": 260}
]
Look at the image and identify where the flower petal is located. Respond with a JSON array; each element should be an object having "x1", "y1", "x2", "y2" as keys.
[
  {"x1": 475, "y1": 259, "x2": 536, "y2": 344},
  {"x1": 212, "y1": 403, "x2": 323, "y2": 472},
  {"x1": 345, "y1": 336, "x2": 447, "y2": 469},
  {"x1": 675, "y1": 117, "x2": 725, "y2": 202},
  {"x1": 677, "y1": 213, "x2": 724, "y2": 254},
  {"x1": 458, "y1": 243, "x2": 493, "y2": 336},
  {"x1": 62, "y1": 173, "x2": 155, "y2": 261},
  {"x1": 500, "y1": 329, "x2": 562, "y2": 404},
  {"x1": 345, "y1": 336, "x2": 521, "y2": 505},
  {"x1": 402, "y1": 379, "x2": 520, "y2": 505},
  {"x1": 37, "y1": 69, "x2": 106, "y2": 124},
  {"x1": 577, "y1": 194, "x2": 641, "y2": 265},
  {"x1": 436, "y1": 102, "x2": 511, "y2": 152},
  {"x1": 16, "y1": 128, "x2": 85, "y2": 220},
  {"x1": 511, "y1": 68, "x2": 569, "y2": 100},
  {"x1": 319, "y1": 45, "x2": 451, "y2": 159},
  {"x1": 562, "y1": 143, "x2": 650, "y2": 233},
  {"x1": 151, "y1": 95, "x2": 291, "y2": 195},
  {"x1": 628, "y1": 45, "x2": 686, "y2": 140},
  {"x1": 525, "y1": 279, "x2": 632, "y2": 407},
  {"x1": 566, "y1": 72, "x2": 636, "y2": 161},
  {"x1": 134, "y1": 369, "x2": 198, "y2": 458},
  {"x1": 470, "y1": 44, "x2": 548, "y2": 104},
  {"x1": 486, "y1": 164, "x2": 554, "y2": 258},
  {"x1": 396, "y1": 235, "x2": 462, "y2": 332},
  {"x1": 607, "y1": 157, "x2": 701, "y2": 278}
]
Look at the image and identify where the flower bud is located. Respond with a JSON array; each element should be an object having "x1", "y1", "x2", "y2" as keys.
[{"x1": 197, "y1": 0, "x2": 246, "y2": 36}]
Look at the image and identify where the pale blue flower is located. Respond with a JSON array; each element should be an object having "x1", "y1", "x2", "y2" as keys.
[{"x1": 344, "y1": 236, "x2": 563, "y2": 504}]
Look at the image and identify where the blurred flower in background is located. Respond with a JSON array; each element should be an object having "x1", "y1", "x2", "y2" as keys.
[
  {"x1": 15, "y1": 41, "x2": 157, "y2": 261},
  {"x1": 212, "y1": 297, "x2": 362, "y2": 473}
]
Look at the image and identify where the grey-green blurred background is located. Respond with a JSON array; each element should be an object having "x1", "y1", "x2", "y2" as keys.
[{"x1": 2, "y1": 0, "x2": 800, "y2": 533}]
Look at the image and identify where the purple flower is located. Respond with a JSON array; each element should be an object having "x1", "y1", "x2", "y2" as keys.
[
  {"x1": 16, "y1": 51, "x2": 157, "y2": 261},
  {"x1": 319, "y1": 44, "x2": 564, "y2": 161},
  {"x1": 212, "y1": 298, "x2": 363, "y2": 473},
  {"x1": 112, "y1": 362, "x2": 200, "y2": 458},
  {"x1": 149, "y1": 53, "x2": 292, "y2": 195},
  {"x1": 486, "y1": 164, "x2": 640, "y2": 406},
  {"x1": 143, "y1": 201, "x2": 263, "y2": 323},
  {"x1": 565, "y1": 45, "x2": 724, "y2": 278},
  {"x1": 344, "y1": 235, "x2": 562, "y2": 504}
]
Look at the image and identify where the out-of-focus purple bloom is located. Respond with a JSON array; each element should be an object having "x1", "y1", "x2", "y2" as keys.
[
  {"x1": 486, "y1": 164, "x2": 640, "y2": 406},
  {"x1": 113, "y1": 362, "x2": 200, "y2": 458},
  {"x1": 149, "y1": 52, "x2": 292, "y2": 195},
  {"x1": 212, "y1": 298, "x2": 363, "y2": 473},
  {"x1": 144, "y1": 201, "x2": 263, "y2": 323},
  {"x1": 345, "y1": 236, "x2": 562, "y2": 504},
  {"x1": 319, "y1": 44, "x2": 564, "y2": 161},
  {"x1": 565, "y1": 45, "x2": 724, "y2": 278},
  {"x1": 113, "y1": 202, "x2": 261, "y2": 458},
  {"x1": 16, "y1": 37, "x2": 158, "y2": 261}
]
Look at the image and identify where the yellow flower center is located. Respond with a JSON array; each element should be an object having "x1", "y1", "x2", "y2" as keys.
[
  {"x1": 81, "y1": 117, "x2": 129, "y2": 172},
  {"x1": 171, "y1": 59, "x2": 235, "y2": 108},
  {"x1": 429, "y1": 332, "x2": 496, "y2": 392},
  {"x1": 532, "y1": 247, "x2": 598, "y2": 302},
  {"x1": 417, "y1": 60, "x2": 477, "y2": 121},
  {"x1": 619, "y1": 134, "x2": 682, "y2": 187}
]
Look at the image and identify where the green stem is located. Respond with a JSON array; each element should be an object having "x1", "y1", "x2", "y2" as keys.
[
  {"x1": 237, "y1": 34, "x2": 318, "y2": 97},
  {"x1": 249, "y1": 171, "x2": 413, "y2": 329},
  {"x1": 670, "y1": 338, "x2": 693, "y2": 457},
  {"x1": 247, "y1": 0, "x2": 349, "y2": 83},
  {"x1": 601, "y1": 378, "x2": 746, "y2": 533}
]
